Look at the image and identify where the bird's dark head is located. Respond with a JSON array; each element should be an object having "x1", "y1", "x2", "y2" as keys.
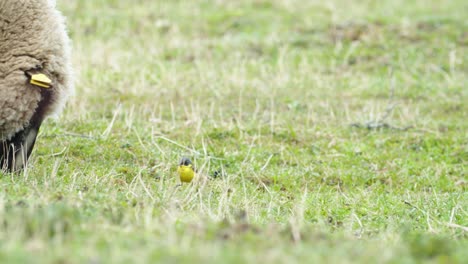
[{"x1": 179, "y1": 157, "x2": 193, "y2": 166}]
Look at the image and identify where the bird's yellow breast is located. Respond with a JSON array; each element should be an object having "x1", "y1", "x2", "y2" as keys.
[{"x1": 178, "y1": 165, "x2": 195, "y2": 183}]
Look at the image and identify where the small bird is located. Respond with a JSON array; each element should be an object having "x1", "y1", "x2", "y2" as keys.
[{"x1": 177, "y1": 157, "x2": 195, "y2": 183}]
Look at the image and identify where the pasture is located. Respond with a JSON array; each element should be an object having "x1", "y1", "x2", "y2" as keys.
[{"x1": 1, "y1": 0, "x2": 467, "y2": 263}]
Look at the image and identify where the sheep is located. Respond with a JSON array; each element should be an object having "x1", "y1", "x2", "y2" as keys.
[{"x1": 0, "y1": 0, "x2": 73, "y2": 172}]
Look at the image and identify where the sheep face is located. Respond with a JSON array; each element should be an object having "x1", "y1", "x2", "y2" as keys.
[{"x1": 0, "y1": 0, "x2": 73, "y2": 171}]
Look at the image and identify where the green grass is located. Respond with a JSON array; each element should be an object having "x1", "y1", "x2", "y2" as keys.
[{"x1": 1, "y1": 0, "x2": 467, "y2": 263}]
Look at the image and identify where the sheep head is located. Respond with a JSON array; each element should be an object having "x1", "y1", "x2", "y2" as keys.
[{"x1": 0, "y1": 0, "x2": 73, "y2": 172}]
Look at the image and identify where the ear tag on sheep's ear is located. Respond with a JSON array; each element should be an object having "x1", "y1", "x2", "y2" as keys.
[{"x1": 29, "y1": 73, "x2": 52, "y2": 89}]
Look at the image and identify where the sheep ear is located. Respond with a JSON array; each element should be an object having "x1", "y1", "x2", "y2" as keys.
[{"x1": 0, "y1": 124, "x2": 41, "y2": 172}]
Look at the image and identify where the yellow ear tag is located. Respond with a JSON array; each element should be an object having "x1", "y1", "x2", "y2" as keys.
[{"x1": 30, "y1": 73, "x2": 52, "y2": 88}]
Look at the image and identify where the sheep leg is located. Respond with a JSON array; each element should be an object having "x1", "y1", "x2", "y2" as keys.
[{"x1": 0, "y1": 123, "x2": 41, "y2": 172}]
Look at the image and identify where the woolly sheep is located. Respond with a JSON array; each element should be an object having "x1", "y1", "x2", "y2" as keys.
[{"x1": 0, "y1": 0, "x2": 73, "y2": 171}]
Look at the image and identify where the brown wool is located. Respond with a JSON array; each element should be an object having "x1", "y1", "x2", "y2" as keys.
[{"x1": 0, "y1": 0, "x2": 73, "y2": 140}]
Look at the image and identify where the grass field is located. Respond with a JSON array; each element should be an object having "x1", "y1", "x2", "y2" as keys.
[{"x1": 1, "y1": 0, "x2": 467, "y2": 263}]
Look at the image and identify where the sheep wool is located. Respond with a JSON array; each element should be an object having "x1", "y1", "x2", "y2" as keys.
[{"x1": 0, "y1": 0, "x2": 73, "y2": 171}]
